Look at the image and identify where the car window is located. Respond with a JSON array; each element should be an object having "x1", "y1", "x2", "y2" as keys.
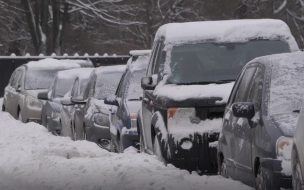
[
  {"x1": 115, "y1": 73, "x2": 126, "y2": 97},
  {"x1": 10, "y1": 70, "x2": 21, "y2": 87},
  {"x1": 247, "y1": 67, "x2": 264, "y2": 112},
  {"x1": 9, "y1": 70, "x2": 17, "y2": 86},
  {"x1": 146, "y1": 43, "x2": 159, "y2": 76},
  {"x1": 71, "y1": 79, "x2": 79, "y2": 97},
  {"x1": 83, "y1": 73, "x2": 96, "y2": 100},
  {"x1": 233, "y1": 67, "x2": 256, "y2": 103},
  {"x1": 153, "y1": 43, "x2": 164, "y2": 74}
]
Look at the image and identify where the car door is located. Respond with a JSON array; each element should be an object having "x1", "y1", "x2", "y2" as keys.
[
  {"x1": 232, "y1": 66, "x2": 260, "y2": 185},
  {"x1": 223, "y1": 66, "x2": 256, "y2": 180},
  {"x1": 8, "y1": 69, "x2": 23, "y2": 118},
  {"x1": 142, "y1": 42, "x2": 162, "y2": 152},
  {"x1": 5, "y1": 69, "x2": 19, "y2": 114}
]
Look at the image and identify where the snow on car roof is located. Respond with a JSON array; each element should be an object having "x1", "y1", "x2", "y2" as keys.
[
  {"x1": 95, "y1": 64, "x2": 126, "y2": 75},
  {"x1": 129, "y1": 50, "x2": 151, "y2": 56},
  {"x1": 57, "y1": 68, "x2": 94, "y2": 80},
  {"x1": 155, "y1": 19, "x2": 298, "y2": 51},
  {"x1": 251, "y1": 52, "x2": 304, "y2": 136},
  {"x1": 26, "y1": 58, "x2": 82, "y2": 70}
]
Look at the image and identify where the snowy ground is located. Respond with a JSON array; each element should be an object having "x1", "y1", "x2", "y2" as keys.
[{"x1": 0, "y1": 98, "x2": 252, "y2": 190}]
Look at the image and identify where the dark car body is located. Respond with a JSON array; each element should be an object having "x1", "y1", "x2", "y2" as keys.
[
  {"x1": 39, "y1": 68, "x2": 94, "y2": 135},
  {"x1": 105, "y1": 50, "x2": 150, "y2": 152},
  {"x1": 137, "y1": 19, "x2": 298, "y2": 173},
  {"x1": 72, "y1": 65, "x2": 126, "y2": 149},
  {"x1": 218, "y1": 52, "x2": 304, "y2": 189},
  {"x1": 3, "y1": 58, "x2": 92, "y2": 124}
]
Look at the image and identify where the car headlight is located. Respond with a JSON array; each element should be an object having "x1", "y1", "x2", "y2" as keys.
[
  {"x1": 94, "y1": 113, "x2": 106, "y2": 126},
  {"x1": 276, "y1": 136, "x2": 293, "y2": 160}
]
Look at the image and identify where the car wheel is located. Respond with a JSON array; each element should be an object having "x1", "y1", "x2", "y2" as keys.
[
  {"x1": 153, "y1": 135, "x2": 165, "y2": 163},
  {"x1": 293, "y1": 150, "x2": 304, "y2": 190},
  {"x1": 255, "y1": 166, "x2": 266, "y2": 190},
  {"x1": 219, "y1": 160, "x2": 228, "y2": 178}
]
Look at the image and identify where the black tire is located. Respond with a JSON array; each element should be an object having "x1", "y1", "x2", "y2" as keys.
[
  {"x1": 2, "y1": 104, "x2": 5, "y2": 112},
  {"x1": 219, "y1": 160, "x2": 228, "y2": 178},
  {"x1": 293, "y1": 149, "x2": 304, "y2": 190}
]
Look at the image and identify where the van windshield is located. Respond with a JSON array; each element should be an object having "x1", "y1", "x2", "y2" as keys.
[{"x1": 167, "y1": 40, "x2": 290, "y2": 85}]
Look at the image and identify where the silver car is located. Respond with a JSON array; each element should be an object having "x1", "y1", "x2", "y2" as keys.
[{"x1": 3, "y1": 58, "x2": 92, "y2": 123}]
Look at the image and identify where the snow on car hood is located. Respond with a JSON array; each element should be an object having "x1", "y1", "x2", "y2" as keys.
[
  {"x1": 271, "y1": 113, "x2": 299, "y2": 137},
  {"x1": 155, "y1": 19, "x2": 298, "y2": 51},
  {"x1": 26, "y1": 58, "x2": 81, "y2": 70},
  {"x1": 153, "y1": 82, "x2": 234, "y2": 104}
]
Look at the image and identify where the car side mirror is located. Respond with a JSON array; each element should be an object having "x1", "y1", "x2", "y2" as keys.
[
  {"x1": 141, "y1": 76, "x2": 156, "y2": 90},
  {"x1": 15, "y1": 84, "x2": 21, "y2": 92},
  {"x1": 104, "y1": 97, "x2": 119, "y2": 106},
  {"x1": 60, "y1": 99, "x2": 74, "y2": 106},
  {"x1": 232, "y1": 102, "x2": 255, "y2": 120},
  {"x1": 38, "y1": 91, "x2": 49, "y2": 100},
  {"x1": 71, "y1": 95, "x2": 87, "y2": 105}
]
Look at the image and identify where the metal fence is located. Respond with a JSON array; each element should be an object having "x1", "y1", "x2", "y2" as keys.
[{"x1": 0, "y1": 55, "x2": 129, "y2": 96}]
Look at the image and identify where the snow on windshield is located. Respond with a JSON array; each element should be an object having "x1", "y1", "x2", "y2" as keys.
[
  {"x1": 95, "y1": 71, "x2": 124, "y2": 100},
  {"x1": 25, "y1": 70, "x2": 59, "y2": 90},
  {"x1": 264, "y1": 52, "x2": 304, "y2": 136},
  {"x1": 155, "y1": 19, "x2": 298, "y2": 51}
]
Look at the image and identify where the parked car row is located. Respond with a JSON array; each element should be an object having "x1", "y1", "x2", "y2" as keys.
[{"x1": 3, "y1": 19, "x2": 304, "y2": 190}]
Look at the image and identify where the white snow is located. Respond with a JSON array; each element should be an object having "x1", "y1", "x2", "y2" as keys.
[
  {"x1": 57, "y1": 68, "x2": 94, "y2": 80},
  {"x1": 95, "y1": 64, "x2": 126, "y2": 75},
  {"x1": 0, "y1": 98, "x2": 251, "y2": 190},
  {"x1": 154, "y1": 82, "x2": 234, "y2": 103},
  {"x1": 129, "y1": 50, "x2": 151, "y2": 56},
  {"x1": 155, "y1": 19, "x2": 298, "y2": 51},
  {"x1": 128, "y1": 54, "x2": 150, "y2": 72},
  {"x1": 26, "y1": 58, "x2": 81, "y2": 70}
]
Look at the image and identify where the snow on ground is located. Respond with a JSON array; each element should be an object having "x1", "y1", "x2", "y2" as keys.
[{"x1": 0, "y1": 98, "x2": 251, "y2": 190}]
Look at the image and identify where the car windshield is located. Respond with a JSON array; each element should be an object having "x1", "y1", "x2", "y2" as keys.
[
  {"x1": 125, "y1": 69, "x2": 146, "y2": 100},
  {"x1": 55, "y1": 78, "x2": 76, "y2": 98},
  {"x1": 167, "y1": 40, "x2": 290, "y2": 85},
  {"x1": 25, "y1": 70, "x2": 59, "y2": 90},
  {"x1": 79, "y1": 79, "x2": 89, "y2": 95},
  {"x1": 94, "y1": 71, "x2": 124, "y2": 100}
]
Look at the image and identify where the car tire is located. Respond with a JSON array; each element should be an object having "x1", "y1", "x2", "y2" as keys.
[
  {"x1": 153, "y1": 135, "x2": 165, "y2": 163},
  {"x1": 293, "y1": 150, "x2": 304, "y2": 190},
  {"x1": 255, "y1": 165, "x2": 269, "y2": 190},
  {"x1": 2, "y1": 104, "x2": 5, "y2": 112},
  {"x1": 219, "y1": 160, "x2": 228, "y2": 178}
]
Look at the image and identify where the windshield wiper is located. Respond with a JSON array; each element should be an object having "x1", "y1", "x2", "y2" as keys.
[{"x1": 128, "y1": 98, "x2": 141, "y2": 101}]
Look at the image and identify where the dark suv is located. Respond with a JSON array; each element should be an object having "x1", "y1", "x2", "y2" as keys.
[
  {"x1": 137, "y1": 19, "x2": 298, "y2": 173},
  {"x1": 218, "y1": 52, "x2": 304, "y2": 189}
]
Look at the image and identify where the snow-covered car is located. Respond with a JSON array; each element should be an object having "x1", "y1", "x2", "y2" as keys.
[
  {"x1": 38, "y1": 68, "x2": 94, "y2": 135},
  {"x1": 218, "y1": 52, "x2": 304, "y2": 190},
  {"x1": 3, "y1": 58, "x2": 93, "y2": 123},
  {"x1": 104, "y1": 50, "x2": 150, "y2": 152},
  {"x1": 72, "y1": 65, "x2": 126, "y2": 149},
  {"x1": 137, "y1": 19, "x2": 299, "y2": 173}
]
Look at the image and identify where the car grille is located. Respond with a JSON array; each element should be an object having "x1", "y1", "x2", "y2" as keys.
[{"x1": 195, "y1": 107, "x2": 225, "y2": 120}]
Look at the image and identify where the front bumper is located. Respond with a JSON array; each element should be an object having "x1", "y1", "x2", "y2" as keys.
[
  {"x1": 168, "y1": 132, "x2": 219, "y2": 174},
  {"x1": 260, "y1": 158, "x2": 292, "y2": 189}
]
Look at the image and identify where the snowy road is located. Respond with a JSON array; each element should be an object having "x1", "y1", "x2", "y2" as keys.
[{"x1": 0, "y1": 99, "x2": 252, "y2": 190}]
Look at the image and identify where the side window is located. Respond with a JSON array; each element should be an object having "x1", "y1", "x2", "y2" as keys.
[
  {"x1": 83, "y1": 73, "x2": 96, "y2": 100},
  {"x1": 10, "y1": 70, "x2": 21, "y2": 87},
  {"x1": 247, "y1": 67, "x2": 264, "y2": 112},
  {"x1": 233, "y1": 67, "x2": 256, "y2": 103},
  {"x1": 115, "y1": 73, "x2": 126, "y2": 97},
  {"x1": 117, "y1": 73, "x2": 128, "y2": 98},
  {"x1": 152, "y1": 43, "x2": 164, "y2": 74},
  {"x1": 71, "y1": 79, "x2": 79, "y2": 97},
  {"x1": 9, "y1": 70, "x2": 17, "y2": 86},
  {"x1": 147, "y1": 43, "x2": 160, "y2": 76}
]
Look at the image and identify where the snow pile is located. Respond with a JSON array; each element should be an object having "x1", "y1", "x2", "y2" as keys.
[
  {"x1": 129, "y1": 50, "x2": 151, "y2": 56},
  {"x1": 26, "y1": 58, "x2": 82, "y2": 70},
  {"x1": 128, "y1": 54, "x2": 150, "y2": 72},
  {"x1": 155, "y1": 19, "x2": 298, "y2": 51},
  {"x1": 0, "y1": 99, "x2": 251, "y2": 190},
  {"x1": 95, "y1": 64, "x2": 126, "y2": 75},
  {"x1": 254, "y1": 52, "x2": 304, "y2": 136},
  {"x1": 154, "y1": 82, "x2": 234, "y2": 103},
  {"x1": 57, "y1": 68, "x2": 94, "y2": 80}
]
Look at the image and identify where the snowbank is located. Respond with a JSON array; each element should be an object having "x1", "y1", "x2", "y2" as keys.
[
  {"x1": 0, "y1": 99, "x2": 251, "y2": 190},
  {"x1": 129, "y1": 50, "x2": 151, "y2": 56},
  {"x1": 155, "y1": 19, "x2": 298, "y2": 51}
]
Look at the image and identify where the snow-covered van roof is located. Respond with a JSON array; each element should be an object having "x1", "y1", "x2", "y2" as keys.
[
  {"x1": 155, "y1": 19, "x2": 298, "y2": 51},
  {"x1": 25, "y1": 58, "x2": 84, "y2": 70},
  {"x1": 95, "y1": 65, "x2": 126, "y2": 75},
  {"x1": 248, "y1": 52, "x2": 304, "y2": 136},
  {"x1": 129, "y1": 50, "x2": 151, "y2": 56},
  {"x1": 57, "y1": 68, "x2": 94, "y2": 80}
]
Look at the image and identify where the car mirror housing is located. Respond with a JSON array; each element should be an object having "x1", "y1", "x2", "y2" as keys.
[
  {"x1": 71, "y1": 95, "x2": 87, "y2": 105},
  {"x1": 60, "y1": 99, "x2": 74, "y2": 106},
  {"x1": 37, "y1": 91, "x2": 49, "y2": 100},
  {"x1": 232, "y1": 102, "x2": 255, "y2": 120},
  {"x1": 104, "y1": 97, "x2": 119, "y2": 106},
  {"x1": 141, "y1": 76, "x2": 156, "y2": 90}
]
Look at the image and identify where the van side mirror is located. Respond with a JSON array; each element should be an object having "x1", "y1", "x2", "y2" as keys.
[
  {"x1": 232, "y1": 102, "x2": 255, "y2": 120},
  {"x1": 104, "y1": 97, "x2": 119, "y2": 106},
  {"x1": 38, "y1": 91, "x2": 49, "y2": 100},
  {"x1": 141, "y1": 76, "x2": 156, "y2": 90},
  {"x1": 71, "y1": 95, "x2": 87, "y2": 105}
]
